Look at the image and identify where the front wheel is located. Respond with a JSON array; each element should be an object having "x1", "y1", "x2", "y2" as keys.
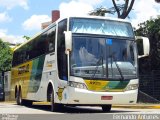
[
  {"x1": 50, "y1": 89, "x2": 59, "y2": 112},
  {"x1": 101, "y1": 105, "x2": 112, "y2": 112}
]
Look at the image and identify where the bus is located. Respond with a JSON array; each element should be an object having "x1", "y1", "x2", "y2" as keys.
[{"x1": 11, "y1": 16, "x2": 149, "y2": 112}]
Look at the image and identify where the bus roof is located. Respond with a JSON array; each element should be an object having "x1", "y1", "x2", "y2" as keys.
[
  {"x1": 14, "y1": 15, "x2": 131, "y2": 52},
  {"x1": 61, "y1": 15, "x2": 131, "y2": 24},
  {"x1": 13, "y1": 32, "x2": 41, "y2": 51}
]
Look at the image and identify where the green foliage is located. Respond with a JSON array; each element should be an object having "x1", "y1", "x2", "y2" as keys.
[
  {"x1": 23, "y1": 35, "x2": 30, "y2": 40},
  {"x1": 89, "y1": 7, "x2": 115, "y2": 16},
  {"x1": 0, "y1": 39, "x2": 13, "y2": 71},
  {"x1": 135, "y1": 18, "x2": 160, "y2": 74}
]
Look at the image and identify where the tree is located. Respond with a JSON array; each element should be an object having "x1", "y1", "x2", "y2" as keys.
[
  {"x1": 0, "y1": 39, "x2": 13, "y2": 71},
  {"x1": 89, "y1": 6, "x2": 114, "y2": 16},
  {"x1": 89, "y1": 0, "x2": 135, "y2": 19},
  {"x1": 23, "y1": 35, "x2": 30, "y2": 40}
]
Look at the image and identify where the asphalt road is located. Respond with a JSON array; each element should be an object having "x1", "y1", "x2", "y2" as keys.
[{"x1": 1, "y1": 102, "x2": 160, "y2": 120}]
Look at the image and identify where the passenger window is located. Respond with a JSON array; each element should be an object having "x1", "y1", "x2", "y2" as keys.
[{"x1": 47, "y1": 26, "x2": 56, "y2": 53}]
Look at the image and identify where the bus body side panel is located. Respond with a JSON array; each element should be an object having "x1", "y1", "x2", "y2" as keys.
[
  {"x1": 11, "y1": 55, "x2": 46, "y2": 101},
  {"x1": 10, "y1": 61, "x2": 33, "y2": 100},
  {"x1": 27, "y1": 53, "x2": 57, "y2": 101},
  {"x1": 31, "y1": 52, "x2": 68, "y2": 103}
]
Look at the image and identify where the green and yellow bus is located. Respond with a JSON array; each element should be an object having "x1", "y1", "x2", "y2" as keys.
[{"x1": 11, "y1": 16, "x2": 149, "y2": 112}]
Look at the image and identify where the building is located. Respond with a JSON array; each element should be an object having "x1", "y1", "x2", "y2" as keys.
[
  {"x1": 41, "y1": 10, "x2": 60, "y2": 29},
  {"x1": 0, "y1": 71, "x2": 11, "y2": 101},
  {"x1": 3, "y1": 71, "x2": 11, "y2": 101}
]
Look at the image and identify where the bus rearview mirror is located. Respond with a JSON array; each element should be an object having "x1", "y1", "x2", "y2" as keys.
[
  {"x1": 64, "y1": 31, "x2": 72, "y2": 53},
  {"x1": 136, "y1": 36, "x2": 150, "y2": 58}
]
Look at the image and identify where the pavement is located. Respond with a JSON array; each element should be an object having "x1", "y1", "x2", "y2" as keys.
[{"x1": 1, "y1": 101, "x2": 160, "y2": 109}]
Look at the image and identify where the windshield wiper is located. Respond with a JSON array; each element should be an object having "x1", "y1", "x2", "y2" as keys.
[
  {"x1": 110, "y1": 54, "x2": 124, "y2": 81},
  {"x1": 114, "y1": 61, "x2": 124, "y2": 81},
  {"x1": 91, "y1": 56, "x2": 104, "y2": 79}
]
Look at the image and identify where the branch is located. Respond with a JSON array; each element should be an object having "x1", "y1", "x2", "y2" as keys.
[
  {"x1": 125, "y1": 0, "x2": 135, "y2": 18},
  {"x1": 112, "y1": 0, "x2": 120, "y2": 18},
  {"x1": 121, "y1": 0, "x2": 129, "y2": 18}
]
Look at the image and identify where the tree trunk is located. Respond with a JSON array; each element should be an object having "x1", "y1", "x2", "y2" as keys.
[{"x1": 112, "y1": 0, "x2": 135, "y2": 19}]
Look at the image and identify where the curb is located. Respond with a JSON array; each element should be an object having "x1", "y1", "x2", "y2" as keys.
[{"x1": 113, "y1": 105, "x2": 160, "y2": 109}]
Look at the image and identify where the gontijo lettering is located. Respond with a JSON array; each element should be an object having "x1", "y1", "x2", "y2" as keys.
[{"x1": 18, "y1": 64, "x2": 30, "y2": 74}]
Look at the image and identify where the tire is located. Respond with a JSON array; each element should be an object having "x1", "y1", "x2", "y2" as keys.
[
  {"x1": 102, "y1": 105, "x2": 112, "y2": 112},
  {"x1": 16, "y1": 90, "x2": 22, "y2": 105},
  {"x1": 50, "y1": 89, "x2": 59, "y2": 112},
  {"x1": 16, "y1": 89, "x2": 32, "y2": 106}
]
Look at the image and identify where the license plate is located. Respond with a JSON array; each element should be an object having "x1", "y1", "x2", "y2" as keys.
[{"x1": 101, "y1": 96, "x2": 113, "y2": 100}]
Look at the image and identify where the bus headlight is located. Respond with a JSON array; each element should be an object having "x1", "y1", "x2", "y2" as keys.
[
  {"x1": 68, "y1": 81, "x2": 87, "y2": 89},
  {"x1": 125, "y1": 84, "x2": 139, "y2": 91}
]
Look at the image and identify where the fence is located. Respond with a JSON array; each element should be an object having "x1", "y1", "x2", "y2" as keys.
[{"x1": 138, "y1": 70, "x2": 160, "y2": 103}]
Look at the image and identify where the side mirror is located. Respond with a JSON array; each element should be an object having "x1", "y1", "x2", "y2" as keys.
[
  {"x1": 64, "y1": 31, "x2": 72, "y2": 53},
  {"x1": 136, "y1": 36, "x2": 150, "y2": 58}
]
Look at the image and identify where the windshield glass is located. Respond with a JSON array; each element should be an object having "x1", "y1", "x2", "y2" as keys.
[
  {"x1": 70, "y1": 18, "x2": 134, "y2": 38},
  {"x1": 70, "y1": 36, "x2": 137, "y2": 80}
]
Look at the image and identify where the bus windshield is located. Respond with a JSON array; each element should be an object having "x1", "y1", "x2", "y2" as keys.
[
  {"x1": 70, "y1": 18, "x2": 134, "y2": 38},
  {"x1": 70, "y1": 36, "x2": 137, "y2": 80}
]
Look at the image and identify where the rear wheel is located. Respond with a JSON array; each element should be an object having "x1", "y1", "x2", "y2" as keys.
[
  {"x1": 101, "y1": 105, "x2": 112, "y2": 112},
  {"x1": 16, "y1": 89, "x2": 22, "y2": 105},
  {"x1": 16, "y1": 89, "x2": 32, "y2": 106}
]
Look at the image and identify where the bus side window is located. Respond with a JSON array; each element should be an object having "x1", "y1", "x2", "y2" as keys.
[
  {"x1": 47, "y1": 26, "x2": 56, "y2": 53},
  {"x1": 57, "y1": 19, "x2": 68, "y2": 81},
  {"x1": 33, "y1": 33, "x2": 47, "y2": 58}
]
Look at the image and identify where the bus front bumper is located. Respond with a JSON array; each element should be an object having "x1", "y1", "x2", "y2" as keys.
[{"x1": 67, "y1": 87, "x2": 138, "y2": 105}]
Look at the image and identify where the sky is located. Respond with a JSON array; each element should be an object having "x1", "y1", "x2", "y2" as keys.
[{"x1": 0, "y1": 0, "x2": 160, "y2": 44}]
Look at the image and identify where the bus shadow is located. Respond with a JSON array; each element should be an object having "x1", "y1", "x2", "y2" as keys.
[{"x1": 25, "y1": 104, "x2": 139, "y2": 114}]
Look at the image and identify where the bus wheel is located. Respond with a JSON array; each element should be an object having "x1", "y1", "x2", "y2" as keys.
[
  {"x1": 50, "y1": 89, "x2": 58, "y2": 112},
  {"x1": 101, "y1": 105, "x2": 112, "y2": 112},
  {"x1": 16, "y1": 90, "x2": 22, "y2": 105}
]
